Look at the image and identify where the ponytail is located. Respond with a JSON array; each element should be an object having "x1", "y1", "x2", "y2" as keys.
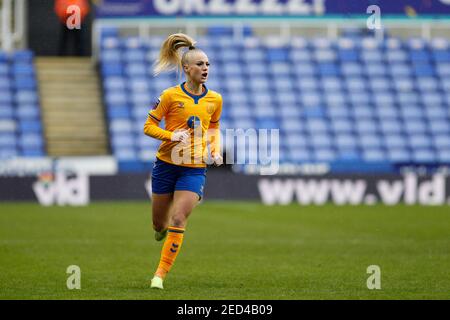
[{"x1": 153, "y1": 33, "x2": 197, "y2": 76}]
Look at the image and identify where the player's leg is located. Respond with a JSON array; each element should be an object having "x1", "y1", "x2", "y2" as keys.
[
  {"x1": 169, "y1": 190, "x2": 199, "y2": 227},
  {"x1": 151, "y1": 169, "x2": 205, "y2": 289},
  {"x1": 151, "y1": 193, "x2": 173, "y2": 241},
  {"x1": 150, "y1": 159, "x2": 178, "y2": 241},
  {"x1": 152, "y1": 190, "x2": 199, "y2": 289}
]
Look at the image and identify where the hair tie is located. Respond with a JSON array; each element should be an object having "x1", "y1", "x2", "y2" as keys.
[{"x1": 189, "y1": 46, "x2": 196, "y2": 50}]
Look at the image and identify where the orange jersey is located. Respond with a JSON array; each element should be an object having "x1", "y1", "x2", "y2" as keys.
[{"x1": 143, "y1": 82, "x2": 222, "y2": 168}]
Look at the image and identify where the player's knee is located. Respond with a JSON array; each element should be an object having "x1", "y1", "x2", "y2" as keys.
[{"x1": 171, "y1": 211, "x2": 189, "y2": 228}]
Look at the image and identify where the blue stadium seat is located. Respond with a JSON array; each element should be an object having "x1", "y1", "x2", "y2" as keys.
[
  {"x1": 379, "y1": 120, "x2": 403, "y2": 134},
  {"x1": 437, "y1": 150, "x2": 450, "y2": 162},
  {"x1": 408, "y1": 134, "x2": 432, "y2": 149},
  {"x1": 404, "y1": 120, "x2": 428, "y2": 134},
  {"x1": 290, "y1": 50, "x2": 311, "y2": 62},
  {"x1": 413, "y1": 63, "x2": 435, "y2": 77},
  {"x1": 359, "y1": 134, "x2": 382, "y2": 148},
  {"x1": 325, "y1": 92, "x2": 346, "y2": 107},
  {"x1": 432, "y1": 50, "x2": 450, "y2": 62},
  {"x1": 352, "y1": 106, "x2": 374, "y2": 119},
  {"x1": 15, "y1": 91, "x2": 38, "y2": 105},
  {"x1": 18, "y1": 119, "x2": 41, "y2": 131},
  {"x1": 388, "y1": 149, "x2": 411, "y2": 162},
  {"x1": 314, "y1": 148, "x2": 336, "y2": 162},
  {"x1": 336, "y1": 134, "x2": 357, "y2": 149},
  {"x1": 389, "y1": 64, "x2": 412, "y2": 77},
  {"x1": 362, "y1": 149, "x2": 386, "y2": 162},
  {"x1": 338, "y1": 49, "x2": 359, "y2": 62},
  {"x1": 281, "y1": 119, "x2": 303, "y2": 132},
  {"x1": 266, "y1": 49, "x2": 289, "y2": 62},
  {"x1": 296, "y1": 78, "x2": 318, "y2": 91},
  {"x1": 0, "y1": 147, "x2": 18, "y2": 158},
  {"x1": 369, "y1": 77, "x2": 390, "y2": 91},
  {"x1": 19, "y1": 134, "x2": 43, "y2": 149},
  {"x1": 397, "y1": 92, "x2": 419, "y2": 105},
  {"x1": 413, "y1": 149, "x2": 436, "y2": 163},
  {"x1": 16, "y1": 105, "x2": 40, "y2": 120},
  {"x1": 429, "y1": 120, "x2": 450, "y2": 134},
  {"x1": 288, "y1": 148, "x2": 311, "y2": 162},
  {"x1": 318, "y1": 63, "x2": 339, "y2": 76},
  {"x1": 12, "y1": 50, "x2": 34, "y2": 62},
  {"x1": 355, "y1": 120, "x2": 378, "y2": 134},
  {"x1": 306, "y1": 119, "x2": 328, "y2": 133},
  {"x1": 108, "y1": 106, "x2": 131, "y2": 119},
  {"x1": 21, "y1": 148, "x2": 44, "y2": 157},
  {"x1": 114, "y1": 148, "x2": 138, "y2": 161},
  {"x1": 0, "y1": 120, "x2": 16, "y2": 133},
  {"x1": 14, "y1": 76, "x2": 36, "y2": 90},
  {"x1": 111, "y1": 134, "x2": 135, "y2": 148},
  {"x1": 330, "y1": 118, "x2": 354, "y2": 134},
  {"x1": 102, "y1": 64, "x2": 124, "y2": 76},
  {"x1": 383, "y1": 134, "x2": 407, "y2": 149},
  {"x1": 110, "y1": 119, "x2": 133, "y2": 133},
  {"x1": 0, "y1": 133, "x2": 16, "y2": 147},
  {"x1": 0, "y1": 105, "x2": 13, "y2": 119},
  {"x1": 125, "y1": 63, "x2": 147, "y2": 77},
  {"x1": 400, "y1": 106, "x2": 423, "y2": 120},
  {"x1": 327, "y1": 106, "x2": 350, "y2": 119},
  {"x1": 432, "y1": 134, "x2": 450, "y2": 149},
  {"x1": 105, "y1": 92, "x2": 128, "y2": 106},
  {"x1": 409, "y1": 50, "x2": 430, "y2": 63},
  {"x1": 311, "y1": 134, "x2": 332, "y2": 148},
  {"x1": 425, "y1": 107, "x2": 447, "y2": 119},
  {"x1": 101, "y1": 50, "x2": 122, "y2": 63}
]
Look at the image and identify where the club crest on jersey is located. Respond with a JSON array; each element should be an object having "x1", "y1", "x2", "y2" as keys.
[
  {"x1": 187, "y1": 115, "x2": 201, "y2": 129},
  {"x1": 206, "y1": 103, "x2": 215, "y2": 114}
]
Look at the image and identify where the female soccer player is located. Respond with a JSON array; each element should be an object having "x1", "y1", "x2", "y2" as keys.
[{"x1": 143, "y1": 33, "x2": 223, "y2": 289}]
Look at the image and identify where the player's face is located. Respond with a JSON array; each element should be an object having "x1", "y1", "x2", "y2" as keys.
[{"x1": 184, "y1": 51, "x2": 210, "y2": 84}]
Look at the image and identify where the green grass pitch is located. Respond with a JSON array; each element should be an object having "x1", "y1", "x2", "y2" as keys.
[{"x1": 0, "y1": 201, "x2": 449, "y2": 299}]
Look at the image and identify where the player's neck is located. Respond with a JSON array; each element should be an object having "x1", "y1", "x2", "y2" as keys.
[{"x1": 185, "y1": 81, "x2": 204, "y2": 95}]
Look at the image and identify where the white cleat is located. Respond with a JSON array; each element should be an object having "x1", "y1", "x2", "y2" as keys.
[{"x1": 151, "y1": 276, "x2": 164, "y2": 289}]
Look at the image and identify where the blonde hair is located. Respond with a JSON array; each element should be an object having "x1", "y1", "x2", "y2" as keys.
[{"x1": 153, "y1": 33, "x2": 198, "y2": 76}]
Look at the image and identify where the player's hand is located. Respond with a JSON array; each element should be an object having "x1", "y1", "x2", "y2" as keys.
[
  {"x1": 212, "y1": 153, "x2": 223, "y2": 166},
  {"x1": 171, "y1": 129, "x2": 190, "y2": 144}
]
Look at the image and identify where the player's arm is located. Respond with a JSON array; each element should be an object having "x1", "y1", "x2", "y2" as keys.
[
  {"x1": 208, "y1": 95, "x2": 223, "y2": 162},
  {"x1": 143, "y1": 91, "x2": 188, "y2": 142}
]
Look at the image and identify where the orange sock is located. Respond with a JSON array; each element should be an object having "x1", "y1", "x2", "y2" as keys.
[{"x1": 154, "y1": 226, "x2": 185, "y2": 279}]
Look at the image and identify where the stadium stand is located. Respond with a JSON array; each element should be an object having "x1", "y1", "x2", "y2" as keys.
[
  {"x1": 98, "y1": 27, "x2": 450, "y2": 171},
  {"x1": 0, "y1": 50, "x2": 45, "y2": 159}
]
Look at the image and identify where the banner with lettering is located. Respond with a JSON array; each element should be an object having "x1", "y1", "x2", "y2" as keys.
[{"x1": 94, "y1": 0, "x2": 450, "y2": 18}]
